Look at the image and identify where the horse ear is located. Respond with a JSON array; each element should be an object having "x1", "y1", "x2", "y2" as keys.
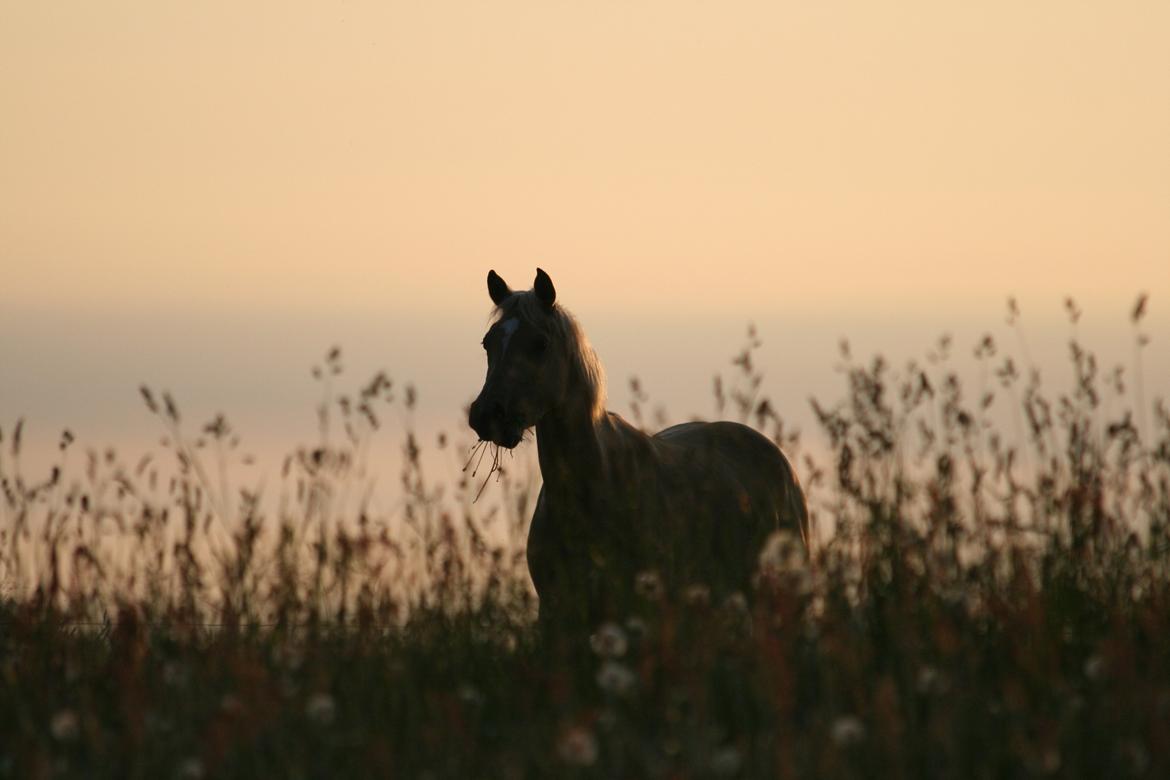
[
  {"x1": 533, "y1": 268, "x2": 556, "y2": 308},
  {"x1": 487, "y1": 270, "x2": 512, "y2": 305}
]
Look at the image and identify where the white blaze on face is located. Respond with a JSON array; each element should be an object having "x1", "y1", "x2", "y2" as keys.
[{"x1": 500, "y1": 318, "x2": 520, "y2": 356}]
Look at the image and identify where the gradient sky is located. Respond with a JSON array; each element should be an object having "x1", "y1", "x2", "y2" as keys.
[{"x1": 2, "y1": 1, "x2": 1168, "y2": 480}]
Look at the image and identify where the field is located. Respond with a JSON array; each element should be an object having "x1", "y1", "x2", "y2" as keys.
[{"x1": 2, "y1": 301, "x2": 1168, "y2": 779}]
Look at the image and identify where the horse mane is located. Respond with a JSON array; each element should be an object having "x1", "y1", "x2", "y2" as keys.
[{"x1": 492, "y1": 292, "x2": 607, "y2": 423}]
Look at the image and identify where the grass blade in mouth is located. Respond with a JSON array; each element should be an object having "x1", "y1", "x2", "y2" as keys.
[
  {"x1": 464, "y1": 439, "x2": 490, "y2": 477},
  {"x1": 473, "y1": 443, "x2": 503, "y2": 503}
]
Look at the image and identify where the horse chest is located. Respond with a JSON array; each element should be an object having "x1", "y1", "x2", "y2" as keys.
[{"x1": 527, "y1": 482, "x2": 672, "y2": 595}]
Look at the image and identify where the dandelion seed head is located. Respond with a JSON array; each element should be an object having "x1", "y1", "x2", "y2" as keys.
[
  {"x1": 683, "y1": 583, "x2": 711, "y2": 608},
  {"x1": 596, "y1": 661, "x2": 636, "y2": 696},
  {"x1": 162, "y1": 661, "x2": 188, "y2": 688},
  {"x1": 634, "y1": 570, "x2": 664, "y2": 600},
  {"x1": 305, "y1": 693, "x2": 336, "y2": 725},
  {"x1": 557, "y1": 726, "x2": 598, "y2": 766},
  {"x1": 830, "y1": 715, "x2": 866, "y2": 747},
  {"x1": 175, "y1": 757, "x2": 204, "y2": 780},
  {"x1": 722, "y1": 591, "x2": 749, "y2": 616},
  {"x1": 590, "y1": 622, "x2": 628, "y2": 658},
  {"x1": 756, "y1": 529, "x2": 812, "y2": 594},
  {"x1": 458, "y1": 684, "x2": 484, "y2": 708},
  {"x1": 50, "y1": 709, "x2": 80, "y2": 742},
  {"x1": 624, "y1": 616, "x2": 648, "y2": 643},
  {"x1": 915, "y1": 665, "x2": 943, "y2": 695},
  {"x1": 710, "y1": 746, "x2": 743, "y2": 776}
]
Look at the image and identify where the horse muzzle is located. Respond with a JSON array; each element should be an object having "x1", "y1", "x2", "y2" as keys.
[{"x1": 469, "y1": 397, "x2": 525, "y2": 449}]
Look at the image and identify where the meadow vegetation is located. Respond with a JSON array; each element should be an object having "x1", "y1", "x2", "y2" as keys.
[{"x1": 1, "y1": 298, "x2": 1168, "y2": 778}]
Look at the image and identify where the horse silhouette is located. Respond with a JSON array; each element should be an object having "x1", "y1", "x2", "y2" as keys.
[{"x1": 469, "y1": 268, "x2": 807, "y2": 629}]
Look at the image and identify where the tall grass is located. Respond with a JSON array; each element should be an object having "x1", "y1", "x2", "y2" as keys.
[{"x1": 1, "y1": 298, "x2": 1167, "y2": 778}]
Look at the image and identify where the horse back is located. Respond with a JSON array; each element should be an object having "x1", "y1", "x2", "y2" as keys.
[{"x1": 653, "y1": 420, "x2": 808, "y2": 545}]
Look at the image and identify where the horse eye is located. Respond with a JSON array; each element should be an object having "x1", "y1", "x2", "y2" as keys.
[{"x1": 530, "y1": 336, "x2": 548, "y2": 356}]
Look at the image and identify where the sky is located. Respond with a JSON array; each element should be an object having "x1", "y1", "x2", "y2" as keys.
[{"x1": 2, "y1": 1, "x2": 1168, "y2": 485}]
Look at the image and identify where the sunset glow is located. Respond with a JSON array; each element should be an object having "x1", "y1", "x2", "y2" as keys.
[{"x1": 3, "y1": 1, "x2": 1166, "y2": 318}]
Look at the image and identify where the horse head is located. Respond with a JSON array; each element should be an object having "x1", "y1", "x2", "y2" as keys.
[{"x1": 469, "y1": 268, "x2": 572, "y2": 449}]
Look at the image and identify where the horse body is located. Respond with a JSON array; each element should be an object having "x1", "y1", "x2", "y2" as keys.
[
  {"x1": 529, "y1": 413, "x2": 807, "y2": 626},
  {"x1": 469, "y1": 269, "x2": 808, "y2": 629}
]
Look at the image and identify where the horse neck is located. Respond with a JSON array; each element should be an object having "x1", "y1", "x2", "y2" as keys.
[{"x1": 534, "y1": 392, "x2": 607, "y2": 497}]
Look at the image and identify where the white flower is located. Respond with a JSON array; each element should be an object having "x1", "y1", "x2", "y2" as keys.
[
  {"x1": 1037, "y1": 748, "x2": 1061, "y2": 774},
  {"x1": 915, "y1": 665, "x2": 941, "y2": 694},
  {"x1": 624, "y1": 616, "x2": 648, "y2": 642},
  {"x1": 635, "y1": 570, "x2": 665, "y2": 600},
  {"x1": 458, "y1": 684, "x2": 484, "y2": 708},
  {"x1": 175, "y1": 757, "x2": 204, "y2": 780},
  {"x1": 277, "y1": 645, "x2": 305, "y2": 671},
  {"x1": 830, "y1": 715, "x2": 866, "y2": 747},
  {"x1": 720, "y1": 591, "x2": 754, "y2": 637},
  {"x1": 305, "y1": 692, "x2": 336, "y2": 725},
  {"x1": 722, "y1": 592, "x2": 749, "y2": 615},
  {"x1": 49, "y1": 709, "x2": 80, "y2": 742},
  {"x1": 756, "y1": 530, "x2": 812, "y2": 594},
  {"x1": 684, "y1": 583, "x2": 711, "y2": 608},
  {"x1": 757, "y1": 529, "x2": 803, "y2": 569},
  {"x1": 590, "y1": 623, "x2": 628, "y2": 658},
  {"x1": 596, "y1": 661, "x2": 637, "y2": 696},
  {"x1": 710, "y1": 746, "x2": 743, "y2": 776},
  {"x1": 557, "y1": 726, "x2": 598, "y2": 766},
  {"x1": 162, "y1": 661, "x2": 189, "y2": 688}
]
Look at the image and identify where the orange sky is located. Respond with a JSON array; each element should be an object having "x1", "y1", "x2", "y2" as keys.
[
  {"x1": 2, "y1": 2, "x2": 1168, "y2": 486},
  {"x1": 2, "y1": 1, "x2": 1167, "y2": 317}
]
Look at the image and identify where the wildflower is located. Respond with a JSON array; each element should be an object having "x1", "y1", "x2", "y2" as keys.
[
  {"x1": 722, "y1": 591, "x2": 748, "y2": 615},
  {"x1": 162, "y1": 661, "x2": 188, "y2": 688},
  {"x1": 596, "y1": 661, "x2": 637, "y2": 696},
  {"x1": 458, "y1": 684, "x2": 484, "y2": 708},
  {"x1": 305, "y1": 692, "x2": 336, "y2": 725},
  {"x1": 720, "y1": 590, "x2": 752, "y2": 633},
  {"x1": 635, "y1": 570, "x2": 664, "y2": 601},
  {"x1": 557, "y1": 725, "x2": 598, "y2": 766},
  {"x1": 590, "y1": 622, "x2": 628, "y2": 658},
  {"x1": 757, "y1": 529, "x2": 804, "y2": 573},
  {"x1": 915, "y1": 665, "x2": 943, "y2": 694},
  {"x1": 277, "y1": 645, "x2": 305, "y2": 671},
  {"x1": 683, "y1": 583, "x2": 711, "y2": 608},
  {"x1": 624, "y1": 616, "x2": 648, "y2": 643},
  {"x1": 1036, "y1": 748, "x2": 1061, "y2": 774},
  {"x1": 175, "y1": 758, "x2": 204, "y2": 779},
  {"x1": 756, "y1": 529, "x2": 812, "y2": 594},
  {"x1": 830, "y1": 715, "x2": 866, "y2": 747},
  {"x1": 710, "y1": 746, "x2": 743, "y2": 776},
  {"x1": 144, "y1": 711, "x2": 173, "y2": 734},
  {"x1": 49, "y1": 709, "x2": 80, "y2": 742}
]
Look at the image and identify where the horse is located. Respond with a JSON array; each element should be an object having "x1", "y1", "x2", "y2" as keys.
[{"x1": 469, "y1": 268, "x2": 808, "y2": 629}]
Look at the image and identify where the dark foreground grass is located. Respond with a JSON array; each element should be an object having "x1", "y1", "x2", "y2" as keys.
[{"x1": 2, "y1": 300, "x2": 1168, "y2": 778}]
